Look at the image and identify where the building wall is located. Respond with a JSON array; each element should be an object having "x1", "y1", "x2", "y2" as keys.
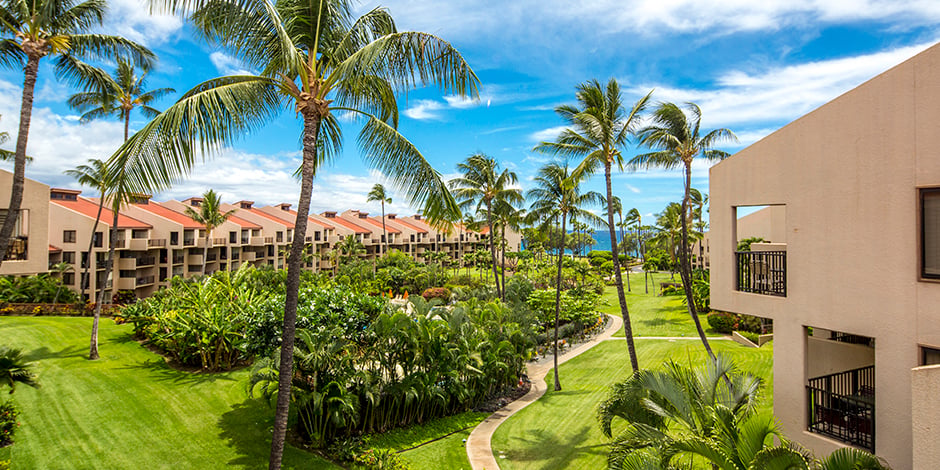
[
  {"x1": 708, "y1": 42, "x2": 940, "y2": 469},
  {"x1": 911, "y1": 364, "x2": 940, "y2": 468},
  {"x1": 0, "y1": 170, "x2": 49, "y2": 276},
  {"x1": 806, "y1": 336, "x2": 875, "y2": 378}
]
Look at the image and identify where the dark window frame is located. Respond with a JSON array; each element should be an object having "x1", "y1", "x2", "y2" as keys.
[{"x1": 920, "y1": 188, "x2": 940, "y2": 280}]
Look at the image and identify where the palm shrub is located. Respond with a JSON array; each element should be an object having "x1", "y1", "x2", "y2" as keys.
[
  {"x1": 0, "y1": 275, "x2": 78, "y2": 304},
  {"x1": 0, "y1": 347, "x2": 38, "y2": 393},
  {"x1": 0, "y1": 400, "x2": 18, "y2": 447}
]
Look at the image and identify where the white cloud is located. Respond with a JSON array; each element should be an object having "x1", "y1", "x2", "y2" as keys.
[
  {"x1": 443, "y1": 95, "x2": 481, "y2": 109},
  {"x1": 625, "y1": 184, "x2": 642, "y2": 194},
  {"x1": 628, "y1": 41, "x2": 935, "y2": 128},
  {"x1": 528, "y1": 125, "x2": 566, "y2": 142},
  {"x1": 403, "y1": 100, "x2": 446, "y2": 120},
  {"x1": 209, "y1": 52, "x2": 254, "y2": 76},
  {"x1": 103, "y1": 0, "x2": 183, "y2": 46}
]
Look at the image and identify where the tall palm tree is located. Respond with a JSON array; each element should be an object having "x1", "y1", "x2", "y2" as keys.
[
  {"x1": 0, "y1": 0, "x2": 154, "y2": 268},
  {"x1": 0, "y1": 347, "x2": 38, "y2": 393},
  {"x1": 450, "y1": 154, "x2": 523, "y2": 301},
  {"x1": 535, "y1": 79, "x2": 651, "y2": 373},
  {"x1": 625, "y1": 208, "x2": 641, "y2": 259},
  {"x1": 493, "y1": 200, "x2": 523, "y2": 296},
  {"x1": 631, "y1": 102, "x2": 736, "y2": 360},
  {"x1": 184, "y1": 189, "x2": 236, "y2": 275},
  {"x1": 114, "y1": 2, "x2": 476, "y2": 465},
  {"x1": 366, "y1": 183, "x2": 392, "y2": 255},
  {"x1": 527, "y1": 162, "x2": 603, "y2": 391},
  {"x1": 605, "y1": 195, "x2": 630, "y2": 292},
  {"x1": 336, "y1": 234, "x2": 366, "y2": 263},
  {"x1": 653, "y1": 202, "x2": 682, "y2": 278},
  {"x1": 64, "y1": 159, "x2": 111, "y2": 301},
  {"x1": 68, "y1": 58, "x2": 175, "y2": 142},
  {"x1": 688, "y1": 188, "x2": 707, "y2": 268}
]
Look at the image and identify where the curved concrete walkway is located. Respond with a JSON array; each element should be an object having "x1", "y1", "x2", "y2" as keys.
[{"x1": 466, "y1": 313, "x2": 623, "y2": 470}]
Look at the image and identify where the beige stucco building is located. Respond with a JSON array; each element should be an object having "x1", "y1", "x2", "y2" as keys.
[
  {"x1": 710, "y1": 42, "x2": 940, "y2": 469},
  {"x1": 0, "y1": 169, "x2": 49, "y2": 276}
]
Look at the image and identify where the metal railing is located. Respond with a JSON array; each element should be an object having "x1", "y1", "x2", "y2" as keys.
[
  {"x1": 183, "y1": 238, "x2": 195, "y2": 246},
  {"x1": 212, "y1": 237, "x2": 225, "y2": 245},
  {"x1": 136, "y1": 256, "x2": 156, "y2": 267},
  {"x1": 264, "y1": 237, "x2": 274, "y2": 244},
  {"x1": 806, "y1": 365, "x2": 875, "y2": 452},
  {"x1": 231, "y1": 252, "x2": 240, "y2": 260},
  {"x1": 172, "y1": 255, "x2": 185, "y2": 264},
  {"x1": 735, "y1": 250, "x2": 786, "y2": 296},
  {"x1": 206, "y1": 253, "x2": 217, "y2": 261},
  {"x1": 148, "y1": 239, "x2": 166, "y2": 247},
  {"x1": 136, "y1": 275, "x2": 155, "y2": 286}
]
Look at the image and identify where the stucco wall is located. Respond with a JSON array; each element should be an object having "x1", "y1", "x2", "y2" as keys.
[
  {"x1": 737, "y1": 205, "x2": 787, "y2": 243},
  {"x1": 912, "y1": 364, "x2": 940, "y2": 468},
  {"x1": 0, "y1": 169, "x2": 49, "y2": 276},
  {"x1": 806, "y1": 336, "x2": 875, "y2": 378},
  {"x1": 708, "y1": 41, "x2": 940, "y2": 470}
]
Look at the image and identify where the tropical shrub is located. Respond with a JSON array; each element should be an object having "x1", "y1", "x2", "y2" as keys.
[
  {"x1": 112, "y1": 290, "x2": 137, "y2": 305},
  {"x1": 420, "y1": 287, "x2": 451, "y2": 302},
  {"x1": 587, "y1": 250, "x2": 612, "y2": 260},
  {"x1": 526, "y1": 289, "x2": 600, "y2": 331},
  {"x1": 0, "y1": 400, "x2": 18, "y2": 447},
  {"x1": 0, "y1": 274, "x2": 78, "y2": 304},
  {"x1": 737, "y1": 330, "x2": 760, "y2": 344},
  {"x1": 706, "y1": 311, "x2": 736, "y2": 333}
]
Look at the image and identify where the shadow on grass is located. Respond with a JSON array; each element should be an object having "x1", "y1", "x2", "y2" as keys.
[
  {"x1": 495, "y1": 425, "x2": 607, "y2": 468},
  {"x1": 121, "y1": 358, "x2": 238, "y2": 386},
  {"x1": 22, "y1": 345, "x2": 85, "y2": 362},
  {"x1": 218, "y1": 399, "x2": 334, "y2": 469}
]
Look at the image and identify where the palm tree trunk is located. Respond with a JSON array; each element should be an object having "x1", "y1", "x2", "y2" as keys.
[
  {"x1": 619, "y1": 213, "x2": 630, "y2": 292},
  {"x1": 0, "y1": 57, "x2": 40, "y2": 268},
  {"x1": 91, "y1": 210, "x2": 119, "y2": 360},
  {"x1": 553, "y1": 212, "x2": 566, "y2": 391},
  {"x1": 500, "y1": 222, "x2": 506, "y2": 297},
  {"x1": 81, "y1": 195, "x2": 106, "y2": 301},
  {"x1": 679, "y1": 162, "x2": 715, "y2": 360},
  {"x1": 605, "y1": 161, "x2": 639, "y2": 372},
  {"x1": 381, "y1": 201, "x2": 388, "y2": 255},
  {"x1": 124, "y1": 113, "x2": 130, "y2": 143},
  {"x1": 485, "y1": 204, "x2": 501, "y2": 300},
  {"x1": 202, "y1": 232, "x2": 209, "y2": 275},
  {"x1": 269, "y1": 113, "x2": 321, "y2": 470}
]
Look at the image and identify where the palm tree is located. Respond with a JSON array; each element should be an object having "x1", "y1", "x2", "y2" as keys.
[
  {"x1": 49, "y1": 261, "x2": 74, "y2": 304},
  {"x1": 688, "y1": 188, "x2": 707, "y2": 268},
  {"x1": 367, "y1": 184, "x2": 392, "y2": 255},
  {"x1": 631, "y1": 102, "x2": 736, "y2": 360},
  {"x1": 527, "y1": 162, "x2": 603, "y2": 391},
  {"x1": 0, "y1": 347, "x2": 38, "y2": 393},
  {"x1": 605, "y1": 195, "x2": 630, "y2": 292},
  {"x1": 64, "y1": 159, "x2": 111, "y2": 301},
  {"x1": 0, "y1": 115, "x2": 12, "y2": 161},
  {"x1": 336, "y1": 235, "x2": 366, "y2": 264},
  {"x1": 114, "y1": 2, "x2": 476, "y2": 464},
  {"x1": 653, "y1": 202, "x2": 682, "y2": 278},
  {"x1": 535, "y1": 79, "x2": 651, "y2": 373},
  {"x1": 450, "y1": 154, "x2": 523, "y2": 301},
  {"x1": 184, "y1": 189, "x2": 237, "y2": 275},
  {"x1": 0, "y1": 0, "x2": 154, "y2": 268},
  {"x1": 493, "y1": 200, "x2": 523, "y2": 296},
  {"x1": 625, "y1": 208, "x2": 641, "y2": 259},
  {"x1": 68, "y1": 59, "x2": 175, "y2": 142}
]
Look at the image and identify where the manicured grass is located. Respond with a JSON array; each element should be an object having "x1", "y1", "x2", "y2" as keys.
[
  {"x1": 491, "y1": 339, "x2": 774, "y2": 470},
  {"x1": 367, "y1": 411, "x2": 486, "y2": 452},
  {"x1": 398, "y1": 428, "x2": 475, "y2": 470},
  {"x1": 0, "y1": 316, "x2": 337, "y2": 469},
  {"x1": 600, "y1": 271, "x2": 724, "y2": 338}
]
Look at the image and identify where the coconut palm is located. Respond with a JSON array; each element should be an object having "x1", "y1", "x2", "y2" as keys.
[
  {"x1": 367, "y1": 183, "x2": 392, "y2": 255},
  {"x1": 48, "y1": 261, "x2": 74, "y2": 304},
  {"x1": 625, "y1": 208, "x2": 641, "y2": 259},
  {"x1": 68, "y1": 58, "x2": 175, "y2": 141},
  {"x1": 527, "y1": 162, "x2": 603, "y2": 391},
  {"x1": 631, "y1": 102, "x2": 736, "y2": 360},
  {"x1": 0, "y1": 347, "x2": 38, "y2": 393},
  {"x1": 535, "y1": 79, "x2": 651, "y2": 373},
  {"x1": 493, "y1": 200, "x2": 524, "y2": 296},
  {"x1": 64, "y1": 159, "x2": 111, "y2": 300},
  {"x1": 114, "y1": 2, "x2": 476, "y2": 464},
  {"x1": 0, "y1": 0, "x2": 154, "y2": 267},
  {"x1": 336, "y1": 234, "x2": 366, "y2": 263},
  {"x1": 653, "y1": 202, "x2": 682, "y2": 278},
  {"x1": 184, "y1": 189, "x2": 237, "y2": 275},
  {"x1": 688, "y1": 188, "x2": 707, "y2": 268},
  {"x1": 450, "y1": 154, "x2": 523, "y2": 301},
  {"x1": 604, "y1": 195, "x2": 630, "y2": 292}
]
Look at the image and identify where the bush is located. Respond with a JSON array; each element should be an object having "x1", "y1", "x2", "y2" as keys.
[
  {"x1": 0, "y1": 400, "x2": 19, "y2": 447},
  {"x1": 0, "y1": 274, "x2": 78, "y2": 304},
  {"x1": 736, "y1": 330, "x2": 760, "y2": 344},
  {"x1": 112, "y1": 290, "x2": 137, "y2": 305},
  {"x1": 707, "y1": 311, "x2": 736, "y2": 333},
  {"x1": 421, "y1": 287, "x2": 452, "y2": 302},
  {"x1": 587, "y1": 250, "x2": 612, "y2": 260}
]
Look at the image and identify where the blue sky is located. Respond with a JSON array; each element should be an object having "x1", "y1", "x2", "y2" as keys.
[{"x1": 1, "y1": 0, "x2": 939, "y2": 225}]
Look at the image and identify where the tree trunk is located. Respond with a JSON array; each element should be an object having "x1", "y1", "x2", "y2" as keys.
[
  {"x1": 0, "y1": 57, "x2": 40, "y2": 268},
  {"x1": 679, "y1": 161, "x2": 715, "y2": 360},
  {"x1": 500, "y1": 222, "x2": 506, "y2": 298},
  {"x1": 605, "y1": 161, "x2": 639, "y2": 372},
  {"x1": 381, "y1": 201, "x2": 388, "y2": 255},
  {"x1": 81, "y1": 196, "x2": 106, "y2": 301},
  {"x1": 552, "y1": 212, "x2": 566, "y2": 392},
  {"x1": 201, "y1": 231, "x2": 209, "y2": 275},
  {"x1": 619, "y1": 212, "x2": 630, "y2": 292},
  {"x1": 91, "y1": 210, "x2": 119, "y2": 360},
  {"x1": 485, "y1": 204, "x2": 501, "y2": 300},
  {"x1": 269, "y1": 113, "x2": 321, "y2": 470}
]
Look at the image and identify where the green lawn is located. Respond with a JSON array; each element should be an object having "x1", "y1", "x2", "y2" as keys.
[
  {"x1": 364, "y1": 411, "x2": 486, "y2": 470},
  {"x1": 600, "y1": 271, "x2": 723, "y2": 338},
  {"x1": 0, "y1": 317, "x2": 337, "y2": 470},
  {"x1": 491, "y1": 339, "x2": 774, "y2": 470}
]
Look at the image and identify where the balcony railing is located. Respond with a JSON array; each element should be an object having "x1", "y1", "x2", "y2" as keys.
[
  {"x1": 183, "y1": 238, "x2": 195, "y2": 246},
  {"x1": 231, "y1": 252, "x2": 240, "y2": 260},
  {"x1": 264, "y1": 237, "x2": 274, "y2": 244},
  {"x1": 136, "y1": 256, "x2": 156, "y2": 267},
  {"x1": 207, "y1": 253, "x2": 217, "y2": 262},
  {"x1": 212, "y1": 237, "x2": 225, "y2": 246},
  {"x1": 172, "y1": 255, "x2": 185, "y2": 264},
  {"x1": 806, "y1": 365, "x2": 875, "y2": 452},
  {"x1": 136, "y1": 275, "x2": 155, "y2": 286},
  {"x1": 148, "y1": 239, "x2": 166, "y2": 247},
  {"x1": 735, "y1": 250, "x2": 786, "y2": 297}
]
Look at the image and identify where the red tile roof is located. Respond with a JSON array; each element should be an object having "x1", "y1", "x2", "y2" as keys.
[
  {"x1": 348, "y1": 215, "x2": 400, "y2": 233},
  {"x1": 392, "y1": 217, "x2": 429, "y2": 233},
  {"x1": 136, "y1": 202, "x2": 204, "y2": 229},
  {"x1": 227, "y1": 214, "x2": 263, "y2": 230},
  {"x1": 52, "y1": 197, "x2": 152, "y2": 229},
  {"x1": 49, "y1": 245, "x2": 61, "y2": 253},
  {"x1": 247, "y1": 208, "x2": 295, "y2": 229},
  {"x1": 323, "y1": 214, "x2": 372, "y2": 234}
]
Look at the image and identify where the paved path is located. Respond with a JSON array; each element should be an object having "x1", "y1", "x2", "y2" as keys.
[
  {"x1": 606, "y1": 335, "x2": 733, "y2": 341},
  {"x1": 466, "y1": 313, "x2": 624, "y2": 470}
]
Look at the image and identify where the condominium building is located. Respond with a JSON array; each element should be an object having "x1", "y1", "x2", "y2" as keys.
[
  {"x1": 710, "y1": 42, "x2": 940, "y2": 469},
  {"x1": 0, "y1": 169, "x2": 49, "y2": 277}
]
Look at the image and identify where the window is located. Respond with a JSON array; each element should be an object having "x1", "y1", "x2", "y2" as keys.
[
  {"x1": 229, "y1": 231, "x2": 237, "y2": 243},
  {"x1": 94, "y1": 232, "x2": 103, "y2": 248},
  {"x1": 63, "y1": 272, "x2": 74, "y2": 285},
  {"x1": 119, "y1": 270, "x2": 136, "y2": 278},
  {"x1": 64, "y1": 230, "x2": 77, "y2": 243},
  {"x1": 132, "y1": 229, "x2": 148, "y2": 239},
  {"x1": 922, "y1": 346, "x2": 940, "y2": 366},
  {"x1": 276, "y1": 232, "x2": 283, "y2": 242},
  {"x1": 922, "y1": 188, "x2": 940, "y2": 279},
  {"x1": 314, "y1": 231, "x2": 321, "y2": 241},
  {"x1": 63, "y1": 251, "x2": 75, "y2": 264}
]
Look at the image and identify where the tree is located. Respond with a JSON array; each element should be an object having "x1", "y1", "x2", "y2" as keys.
[
  {"x1": 605, "y1": 195, "x2": 630, "y2": 291},
  {"x1": 535, "y1": 79, "x2": 651, "y2": 373},
  {"x1": 652, "y1": 202, "x2": 682, "y2": 278},
  {"x1": 66, "y1": 61, "x2": 170, "y2": 361},
  {"x1": 336, "y1": 234, "x2": 366, "y2": 263},
  {"x1": 184, "y1": 189, "x2": 237, "y2": 275},
  {"x1": 367, "y1": 183, "x2": 392, "y2": 255},
  {"x1": 450, "y1": 154, "x2": 523, "y2": 301},
  {"x1": 0, "y1": 347, "x2": 38, "y2": 393},
  {"x1": 64, "y1": 159, "x2": 111, "y2": 301},
  {"x1": 114, "y1": 1, "x2": 477, "y2": 465},
  {"x1": 49, "y1": 261, "x2": 74, "y2": 304},
  {"x1": 632, "y1": 102, "x2": 736, "y2": 360},
  {"x1": 625, "y1": 208, "x2": 641, "y2": 260},
  {"x1": 527, "y1": 162, "x2": 602, "y2": 391},
  {"x1": 689, "y1": 188, "x2": 707, "y2": 268},
  {"x1": 0, "y1": 0, "x2": 154, "y2": 268},
  {"x1": 0, "y1": 115, "x2": 13, "y2": 161},
  {"x1": 68, "y1": 58, "x2": 175, "y2": 141}
]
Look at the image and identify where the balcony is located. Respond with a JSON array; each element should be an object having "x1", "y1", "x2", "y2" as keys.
[
  {"x1": 129, "y1": 238, "x2": 148, "y2": 251},
  {"x1": 112, "y1": 239, "x2": 126, "y2": 249},
  {"x1": 136, "y1": 275, "x2": 155, "y2": 286},
  {"x1": 183, "y1": 238, "x2": 195, "y2": 246},
  {"x1": 735, "y1": 250, "x2": 786, "y2": 297},
  {"x1": 806, "y1": 366, "x2": 875, "y2": 452},
  {"x1": 264, "y1": 236, "x2": 274, "y2": 244},
  {"x1": 172, "y1": 255, "x2": 185, "y2": 265},
  {"x1": 206, "y1": 253, "x2": 217, "y2": 262},
  {"x1": 136, "y1": 256, "x2": 156, "y2": 267},
  {"x1": 250, "y1": 236, "x2": 265, "y2": 246},
  {"x1": 148, "y1": 238, "x2": 166, "y2": 247},
  {"x1": 231, "y1": 251, "x2": 240, "y2": 261},
  {"x1": 212, "y1": 237, "x2": 225, "y2": 246}
]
